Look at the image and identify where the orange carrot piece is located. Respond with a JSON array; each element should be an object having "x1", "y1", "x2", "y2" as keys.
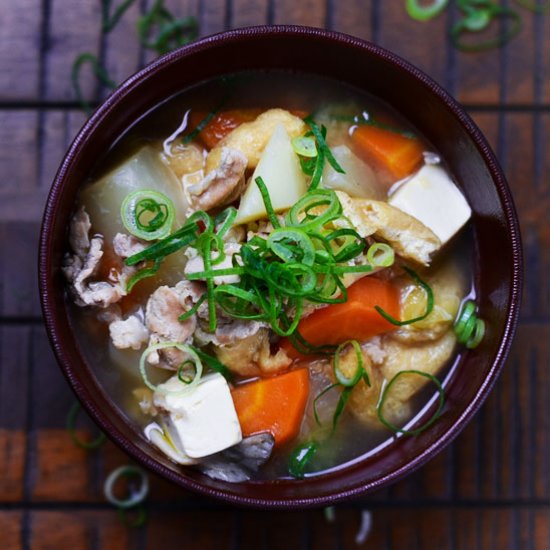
[
  {"x1": 231, "y1": 369, "x2": 310, "y2": 447},
  {"x1": 280, "y1": 277, "x2": 400, "y2": 359},
  {"x1": 350, "y1": 124, "x2": 424, "y2": 183},
  {"x1": 189, "y1": 109, "x2": 262, "y2": 149}
]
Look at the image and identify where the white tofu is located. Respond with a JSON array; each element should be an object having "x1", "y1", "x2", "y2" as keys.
[
  {"x1": 153, "y1": 373, "x2": 242, "y2": 459},
  {"x1": 388, "y1": 165, "x2": 472, "y2": 246}
]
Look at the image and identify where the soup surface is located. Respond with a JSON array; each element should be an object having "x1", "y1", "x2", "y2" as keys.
[{"x1": 64, "y1": 72, "x2": 477, "y2": 481}]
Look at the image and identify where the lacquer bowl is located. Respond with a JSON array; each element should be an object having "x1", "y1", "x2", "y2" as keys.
[{"x1": 39, "y1": 26, "x2": 522, "y2": 508}]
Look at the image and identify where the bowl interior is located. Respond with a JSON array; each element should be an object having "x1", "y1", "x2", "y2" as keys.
[{"x1": 39, "y1": 26, "x2": 522, "y2": 508}]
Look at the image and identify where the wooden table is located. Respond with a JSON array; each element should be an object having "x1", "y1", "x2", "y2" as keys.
[{"x1": 1, "y1": 1, "x2": 548, "y2": 548}]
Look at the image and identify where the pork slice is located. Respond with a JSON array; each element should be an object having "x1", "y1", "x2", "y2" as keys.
[{"x1": 187, "y1": 147, "x2": 247, "y2": 211}]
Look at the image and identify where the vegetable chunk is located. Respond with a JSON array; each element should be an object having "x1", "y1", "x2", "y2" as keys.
[
  {"x1": 281, "y1": 277, "x2": 400, "y2": 358},
  {"x1": 231, "y1": 369, "x2": 310, "y2": 446},
  {"x1": 235, "y1": 124, "x2": 308, "y2": 224},
  {"x1": 350, "y1": 124, "x2": 424, "y2": 184}
]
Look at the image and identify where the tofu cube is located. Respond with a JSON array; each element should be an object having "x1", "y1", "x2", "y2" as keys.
[
  {"x1": 155, "y1": 373, "x2": 242, "y2": 459},
  {"x1": 389, "y1": 165, "x2": 472, "y2": 246}
]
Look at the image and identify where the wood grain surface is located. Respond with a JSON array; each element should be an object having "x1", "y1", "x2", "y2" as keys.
[{"x1": 0, "y1": 0, "x2": 548, "y2": 548}]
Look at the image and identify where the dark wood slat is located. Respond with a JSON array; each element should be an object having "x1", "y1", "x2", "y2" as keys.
[
  {"x1": 0, "y1": 511, "x2": 23, "y2": 550},
  {"x1": 0, "y1": 223, "x2": 41, "y2": 317},
  {"x1": 272, "y1": 0, "x2": 327, "y2": 26},
  {"x1": 376, "y1": 2, "x2": 449, "y2": 88},
  {"x1": 330, "y1": 0, "x2": 373, "y2": 41},
  {"x1": 231, "y1": 0, "x2": 269, "y2": 27},
  {"x1": 44, "y1": 1, "x2": 102, "y2": 102},
  {"x1": 0, "y1": 0, "x2": 41, "y2": 101},
  {"x1": 200, "y1": 0, "x2": 227, "y2": 35},
  {"x1": 30, "y1": 511, "x2": 129, "y2": 550}
]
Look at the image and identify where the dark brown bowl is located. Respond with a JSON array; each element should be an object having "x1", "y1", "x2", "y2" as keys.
[{"x1": 39, "y1": 25, "x2": 522, "y2": 508}]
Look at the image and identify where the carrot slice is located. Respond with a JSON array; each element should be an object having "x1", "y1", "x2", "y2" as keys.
[
  {"x1": 231, "y1": 369, "x2": 310, "y2": 447},
  {"x1": 189, "y1": 109, "x2": 262, "y2": 149},
  {"x1": 281, "y1": 276, "x2": 400, "y2": 359},
  {"x1": 350, "y1": 124, "x2": 424, "y2": 184}
]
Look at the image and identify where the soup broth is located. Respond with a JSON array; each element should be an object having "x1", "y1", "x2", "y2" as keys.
[{"x1": 65, "y1": 72, "x2": 476, "y2": 481}]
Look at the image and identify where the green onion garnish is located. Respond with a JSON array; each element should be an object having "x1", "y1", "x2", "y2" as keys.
[
  {"x1": 71, "y1": 53, "x2": 116, "y2": 115},
  {"x1": 121, "y1": 190, "x2": 175, "y2": 241},
  {"x1": 375, "y1": 267, "x2": 433, "y2": 326},
  {"x1": 137, "y1": 0, "x2": 197, "y2": 55},
  {"x1": 376, "y1": 370, "x2": 445, "y2": 435},
  {"x1": 291, "y1": 136, "x2": 317, "y2": 158},
  {"x1": 366, "y1": 242, "x2": 395, "y2": 268},
  {"x1": 288, "y1": 440, "x2": 318, "y2": 478},
  {"x1": 177, "y1": 360, "x2": 196, "y2": 384},
  {"x1": 101, "y1": 0, "x2": 136, "y2": 33},
  {"x1": 103, "y1": 465, "x2": 149, "y2": 509},
  {"x1": 454, "y1": 299, "x2": 485, "y2": 348},
  {"x1": 406, "y1": 0, "x2": 449, "y2": 21},
  {"x1": 139, "y1": 342, "x2": 203, "y2": 392},
  {"x1": 304, "y1": 116, "x2": 345, "y2": 174},
  {"x1": 66, "y1": 402, "x2": 106, "y2": 450},
  {"x1": 333, "y1": 340, "x2": 366, "y2": 387},
  {"x1": 254, "y1": 176, "x2": 281, "y2": 229}
]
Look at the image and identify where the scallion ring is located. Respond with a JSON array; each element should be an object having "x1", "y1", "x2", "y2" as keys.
[
  {"x1": 292, "y1": 136, "x2": 317, "y2": 158},
  {"x1": 177, "y1": 360, "x2": 197, "y2": 384},
  {"x1": 288, "y1": 440, "x2": 318, "y2": 478},
  {"x1": 139, "y1": 342, "x2": 203, "y2": 393},
  {"x1": 406, "y1": 0, "x2": 449, "y2": 21},
  {"x1": 376, "y1": 370, "x2": 445, "y2": 435},
  {"x1": 104, "y1": 465, "x2": 149, "y2": 509},
  {"x1": 366, "y1": 242, "x2": 395, "y2": 268},
  {"x1": 121, "y1": 190, "x2": 175, "y2": 241},
  {"x1": 454, "y1": 299, "x2": 485, "y2": 348},
  {"x1": 333, "y1": 340, "x2": 364, "y2": 387},
  {"x1": 66, "y1": 402, "x2": 106, "y2": 450}
]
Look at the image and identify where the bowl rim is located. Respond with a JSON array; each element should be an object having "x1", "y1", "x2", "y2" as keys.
[{"x1": 39, "y1": 24, "x2": 523, "y2": 508}]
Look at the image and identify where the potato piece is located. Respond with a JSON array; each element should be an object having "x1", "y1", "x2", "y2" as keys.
[
  {"x1": 205, "y1": 108, "x2": 306, "y2": 172},
  {"x1": 322, "y1": 145, "x2": 384, "y2": 200},
  {"x1": 334, "y1": 191, "x2": 441, "y2": 265},
  {"x1": 235, "y1": 124, "x2": 307, "y2": 224}
]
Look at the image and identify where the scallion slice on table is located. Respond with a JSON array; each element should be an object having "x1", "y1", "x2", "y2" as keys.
[{"x1": 406, "y1": 0, "x2": 449, "y2": 21}]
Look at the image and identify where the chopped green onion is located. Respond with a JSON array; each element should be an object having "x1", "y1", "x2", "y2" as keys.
[
  {"x1": 126, "y1": 257, "x2": 162, "y2": 293},
  {"x1": 71, "y1": 53, "x2": 116, "y2": 115},
  {"x1": 333, "y1": 386, "x2": 353, "y2": 429},
  {"x1": 101, "y1": 0, "x2": 136, "y2": 33},
  {"x1": 214, "y1": 207, "x2": 238, "y2": 239},
  {"x1": 451, "y1": 6, "x2": 521, "y2": 52},
  {"x1": 376, "y1": 370, "x2": 445, "y2": 435},
  {"x1": 137, "y1": 0, "x2": 197, "y2": 55},
  {"x1": 121, "y1": 190, "x2": 175, "y2": 241},
  {"x1": 366, "y1": 242, "x2": 395, "y2": 268},
  {"x1": 192, "y1": 347, "x2": 233, "y2": 381},
  {"x1": 254, "y1": 176, "x2": 281, "y2": 229},
  {"x1": 66, "y1": 402, "x2": 106, "y2": 450},
  {"x1": 139, "y1": 342, "x2": 203, "y2": 393},
  {"x1": 288, "y1": 441, "x2": 318, "y2": 478},
  {"x1": 267, "y1": 228, "x2": 316, "y2": 266},
  {"x1": 117, "y1": 505, "x2": 147, "y2": 528},
  {"x1": 454, "y1": 299, "x2": 485, "y2": 348},
  {"x1": 177, "y1": 360, "x2": 196, "y2": 384},
  {"x1": 333, "y1": 340, "x2": 365, "y2": 387},
  {"x1": 308, "y1": 148, "x2": 325, "y2": 191},
  {"x1": 303, "y1": 116, "x2": 345, "y2": 174},
  {"x1": 104, "y1": 465, "x2": 149, "y2": 509},
  {"x1": 406, "y1": 0, "x2": 449, "y2": 21},
  {"x1": 178, "y1": 293, "x2": 207, "y2": 322},
  {"x1": 292, "y1": 136, "x2": 318, "y2": 158},
  {"x1": 313, "y1": 383, "x2": 340, "y2": 426},
  {"x1": 375, "y1": 267, "x2": 433, "y2": 326}
]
